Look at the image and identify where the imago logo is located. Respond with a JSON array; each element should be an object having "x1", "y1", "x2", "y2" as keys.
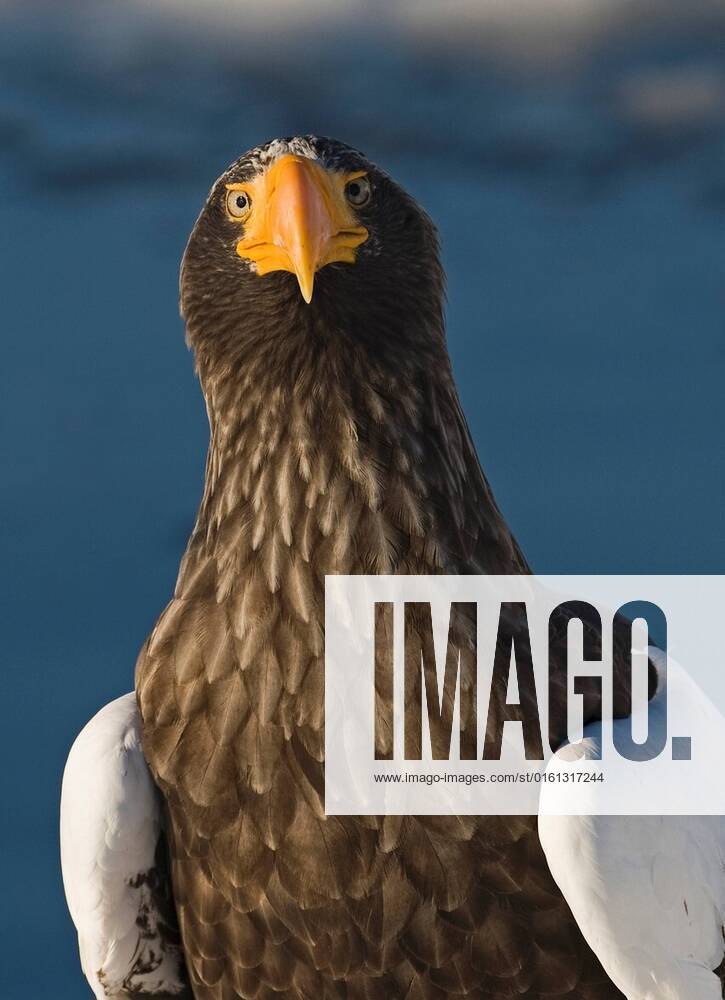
[
  {"x1": 324, "y1": 576, "x2": 725, "y2": 816},
  {"x1": 372, "y1": 599, "x2": 678, "y2": 765}
]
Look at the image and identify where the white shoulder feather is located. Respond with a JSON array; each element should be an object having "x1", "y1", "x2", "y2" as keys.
[
  {"x1": 539, "y1": 648, "x2": 725, "y2": 1000},
  {"x1": 60, "y1": 693, "x2": 188, "y2": 998}
]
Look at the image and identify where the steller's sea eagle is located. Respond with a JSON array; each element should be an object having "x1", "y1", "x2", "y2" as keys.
[{"x1": 61, "y1": 136, "x2": 725, "y2": 999}]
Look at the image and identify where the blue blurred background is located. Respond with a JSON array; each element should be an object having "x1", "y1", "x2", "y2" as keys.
[{"x1": 1, "y1": 0, "x2": 724, "y2": 995}]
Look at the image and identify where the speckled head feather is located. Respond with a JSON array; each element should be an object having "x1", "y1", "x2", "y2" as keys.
[
  {"x1": 181, "y1": 135, "x2": 446, "y2": 374},
  {"x1": 136, "y1": 136, "x2": 629, "y2": 999}
]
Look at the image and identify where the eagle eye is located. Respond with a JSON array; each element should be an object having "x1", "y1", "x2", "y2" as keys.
[
  {"x1": 344, "y1": 176, "x2": 371, "y2": 208},
  {"x1": 226, "y1": 189, "x2": 252, "y2": 221}
]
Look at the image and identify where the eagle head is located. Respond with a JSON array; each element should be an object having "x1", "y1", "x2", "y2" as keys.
[{"x1": 180, "y1": 136, "x2": 445, "y2": 367}]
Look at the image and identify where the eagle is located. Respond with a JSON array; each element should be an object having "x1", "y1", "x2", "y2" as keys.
[{"x1": 60, "y1": 136, "x2": 725, "y2": 1000}]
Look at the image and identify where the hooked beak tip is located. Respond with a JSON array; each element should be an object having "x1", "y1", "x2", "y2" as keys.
[{"x1": 294, "y1": 265, "x2": 315, "y2": 304}]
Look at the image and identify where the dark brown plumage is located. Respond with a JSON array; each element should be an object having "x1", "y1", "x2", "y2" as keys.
[{"x1": 136, "y1": 135, "x2": 626, "y2": 999}]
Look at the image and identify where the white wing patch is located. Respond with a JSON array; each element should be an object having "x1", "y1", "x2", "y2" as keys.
[
  {"x1": 61, "y1": 693, "x2": 188, "y2": 998},
  {"x1": 539, "y1": 648, "x2": 725, "y2": 1000}
]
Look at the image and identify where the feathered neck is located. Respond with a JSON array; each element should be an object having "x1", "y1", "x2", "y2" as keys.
[{"x1": 174, "y1": 297, "x2": 526, "y2": 603}]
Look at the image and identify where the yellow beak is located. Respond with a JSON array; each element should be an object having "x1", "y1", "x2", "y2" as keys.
[{"x1": 230, "y1": 156, "x2": 368, "y2": 304}]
